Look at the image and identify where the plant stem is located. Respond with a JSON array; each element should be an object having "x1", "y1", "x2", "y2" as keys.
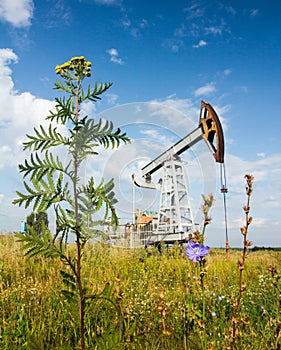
[
  {"x1": 73, "y1": 82, "x2": 85, "y2": 350},
  {"x1": 231, "y1": 174, "x2": 254, "y2": 350}
]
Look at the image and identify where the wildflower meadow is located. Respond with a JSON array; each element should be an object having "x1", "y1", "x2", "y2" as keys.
[{"x1": 0, "y1": 233, "x2": 280, "y2": 349}]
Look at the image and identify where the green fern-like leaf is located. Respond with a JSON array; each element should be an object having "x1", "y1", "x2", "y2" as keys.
[
  {"x1": 23, "y1": 124, "x2": 70, "y2": 151},
  {"x1": 46, "y1": 97, "x2": 75, "y2": 124},
  {"x1": 70, "y1": 118, "x2": 130, "y2": 162},
  {"x1": 54, "y1": 204, "x2": 77, "y2": 241},
  {"x1": 61, "y1": 289, "x2": 76, "y2": 302},
  {"x1": 53, "y1": 80, "x2": 74, "y2": 94},
  {"x1": 15, "y1": 225, "x2": 59, "y2": 258},
  {"x1": 13, "y1": 172, "x2": 68, "y2": 211},
  {"x1": 78, "y1": 177, "x2": 118, "y2": 229},
  {"x1": 85, "y1": 82, "x2": 113, "y2": 103},
  {"x1": 60, "y1": 270, "x2": 77, "y2": 290}
]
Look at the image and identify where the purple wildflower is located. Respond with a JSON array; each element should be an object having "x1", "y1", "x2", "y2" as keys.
[{"x1": 185, "y1": 240, "x2": 210, "y2": 263}]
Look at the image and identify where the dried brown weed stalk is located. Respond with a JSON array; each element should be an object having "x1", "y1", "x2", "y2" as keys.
[{"x1": 230, "y1": 174, "x2": 254, "y2": 350}]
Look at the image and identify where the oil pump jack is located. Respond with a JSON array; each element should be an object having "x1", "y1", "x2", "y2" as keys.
[{"x1": 132, "y1": 101, "x2": 228, "y2": 247}]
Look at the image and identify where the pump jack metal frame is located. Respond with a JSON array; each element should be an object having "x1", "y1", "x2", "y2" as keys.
[{"x1": 132, "y1": 101, "x2": 227, "y2": 246}]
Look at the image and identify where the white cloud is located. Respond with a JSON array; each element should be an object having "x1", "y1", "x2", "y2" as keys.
[
  {"x1": 94, "y1": 0, "x2": 120, "y2": 5},
  {"x1": 0, "y1": 145, "x2": 12, "y2": 169},
  {"x1": 194, "y1": 83, "x2": 216, "y2": 97},
  {"x1": 193, "y1": 40, "x2": 207, "y2": 48},
  {"x1": 205, "y1": 26, "x2": 223, "y2": 35},
  {"x1": 162, "y1": 38, "x2": 183, "y2": 53},
  {"x1": 223, "y1": 69, "x2": 232, "y2": 76},
  {"x1": 236, "y1": 85, "x2": 248, "y2": 94},
  {"x1": 149, "y1": 96, "x2": 196, "y2": 116},
  {"x1": 121, "y1": 18, "x2": 131, "y2": 28},
  {"x1": 0, "y1": 0, "x2": 34, "y2": 27},
  {"x1": 138, "y1": 18, "x2": 148, "y2": 28},
  {"x1": 106, "y1": 48, "x2": 124, "y2": 65},
  {"x1": 184, "y1": 3, "x2": 205, "y2": 19},
  {"x1": 224, "y1": 6, "x2": 236, "y2": 16},
  {"x1": 120, "y1": 13, "x2": 149, "y2": 38},
  {"x1": 81, "y1": 101, "x2": 97, "y2": 117},
  {"x1": 174, "y1": 24, "x2": 186, "y2": 38},
  {"x1": 107, "y1": 48, "x2": 118, "y2": 56},
  {"x1": 106, "y1": 93, "x2": 119, "y2": 105},
  {"x1": 0, "y1": 49, "x2": 60, "y2": 230},
  {"x1": 45, "y1": 0, "x2": 72, "y2": 28},
  {"x1": 145, "y1": 97, "x2": 230, "y2": 137},
  {"x1": 0, "y1": 48, "x2": 55, "y2": 168},
  {"x1": 140, "y1": 129, "x2": 175, "y2": 148},
  {"x1": 0, "y1": 48, "x2": 18, "y2": 85},
  {"x1": 146, "y1": 98, "x2": 198, "y2": 130},
  {"x1": 111, "y1": 57, "x2": 124, "y2": 65},
  {"x1": 250, "y1": 9, "x2": 259, "y2": 17}
]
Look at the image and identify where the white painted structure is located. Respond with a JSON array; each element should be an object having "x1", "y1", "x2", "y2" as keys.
[{"x1": 132, "y1": 101, "x2": 226, "y2": 246}]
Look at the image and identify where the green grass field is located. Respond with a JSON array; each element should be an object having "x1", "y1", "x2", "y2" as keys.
[{"x1": 0, "y1": 236, "x2": 280, "y2": 349}]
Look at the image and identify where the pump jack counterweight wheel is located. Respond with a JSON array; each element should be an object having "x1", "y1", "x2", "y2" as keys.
[{"x1": 199, "y1": 101, "x2": 225, "y2": 164}]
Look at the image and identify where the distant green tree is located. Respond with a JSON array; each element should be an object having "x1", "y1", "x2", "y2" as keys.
[
  {"x1": 26, "y1": 212, "x2": 35, "y2": 228},
  {"x1": 26, "y1": 211, "x2": 49, "y2": 236},
  {"x1": 13, "y1": 56, "x2": 130, "y2": 349}
]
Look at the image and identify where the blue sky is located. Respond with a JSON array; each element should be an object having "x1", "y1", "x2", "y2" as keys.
[{"x1": 0, "y1": 0, "x2": 280, "y2": 247}]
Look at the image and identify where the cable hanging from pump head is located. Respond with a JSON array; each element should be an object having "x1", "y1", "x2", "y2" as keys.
[{"x1": 220, "y1": 161, "x2": 229, "y2": 260}]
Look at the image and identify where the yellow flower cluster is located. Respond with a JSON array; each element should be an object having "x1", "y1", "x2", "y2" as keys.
[{"x1": 55, "y1": 56, "x2": 92, "y2": 77}]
